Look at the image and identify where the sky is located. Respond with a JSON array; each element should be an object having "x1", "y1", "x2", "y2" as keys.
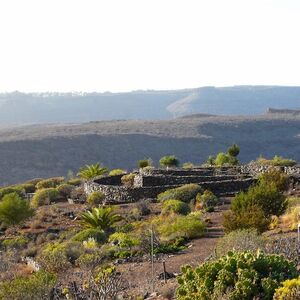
[{"x1": 0, "y1": 0, "x2": 299, "y2": 92}]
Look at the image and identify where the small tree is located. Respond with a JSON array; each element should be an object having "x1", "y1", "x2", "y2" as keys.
[
  {"x1": 214, "y1": 152, "x2": 230, "y2": 166},
  {"x1": 206, "y1": 155, "x2": 215, "y2": 165},
  {"x1": 159, "y1": 155, "x2": 179, "y2": 169},
  {"x1": 137, "y1": 158, "x2": 152, "y2": 169},
  {"x1": 227, "y1": 143, "x2": 240, "y2": 157},
  {"x1": 77, "y1": 163, "x2": 108, "y2": 180},
  {"x1": 0, "y1": 193, "x2": 34, "y2": 226}
]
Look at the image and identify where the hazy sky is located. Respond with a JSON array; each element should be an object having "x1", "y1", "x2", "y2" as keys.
[{"x1": 0, "y1": 0, "x2": 299, "y2": 92}]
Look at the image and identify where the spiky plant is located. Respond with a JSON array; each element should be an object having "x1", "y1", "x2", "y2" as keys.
[
  {"x1": 80, "y1": 207, "x2": 122, "y2": 232},
  {"x1": 77, "y1": 163, "x2": 108, "y2": 180}
]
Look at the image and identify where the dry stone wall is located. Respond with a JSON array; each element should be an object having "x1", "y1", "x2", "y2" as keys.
[{"x1": 84, "y1": 178, "x2": 255, "y2": 203}]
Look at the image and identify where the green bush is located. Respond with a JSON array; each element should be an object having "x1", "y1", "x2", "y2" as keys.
[
  {"x1": 231, "y1": 182, "x2": 287, "y2": 218},
  {"x1": 158, "y1": 184, "x2": 202, "y2": 203},
  {"x1": 256, "y1": 155, "x2": 297, "y2": 167},
  {"x1": 36, "y1": 177, "x2": 65, "y2": 189},
  {"x1": 121, "y1": 173, "x2": 135, "y2": 186},
  {"x1": 223, "y1": 204, "x2": 270, "y2": 233},
  {"x1": 25, "y1": 178, "x2": 44, "y2": 186},
  {"x1": 227, "y1": 144, "x2": 240, "y2": 157},
  {"x1": 159, "y1": 155, "x2": 179, "y2": 168},
  {"x1": 207, "y1": 155, "x2": 215, "y2": 165},
  {"x1": 258, "y1": 169, "x2": 288, "y2": 191},
  {"x1": 158, "y1": 214, "x2": 206, "y2": 241},
  {"x1": 182, "y1": 162, "x2": 194, "y2": 169},
  {"x1": 273, "y1": 277, "x2": 300, "y2": 300},
  {"x1": 66, "y1": 178, "x2": 82, "y2": 186},
  {"x1": 108, "y1": 169, "x2": 126, "y2": 176},
  {"x1": 0, "y1": 193, "x2": 34, "y2": 226},
  {"x1": 138, "y1": 158, "x2": 152, "y2": 169},
  {"x1": 17, "y1": 183, "x2": 36, "y2": 193},
  {"x1": 176, "y1": 251, "x2": 298, "y2": 300},
  {"x1": 87, "y1": 191, "x2": 105, "y2": 206},
  {"x1": 108, "y1": 232, "x2": 140, "y2": 249},
  {"x1": 2, "y1": 236, "x2": 29, "y2": 249},
  {"x1": 31, "y1": 188, "x2": 60, "y2": 208},
  {"x1": 57, "y1": 183, "x2": 74, "y2": 198},
  {"x1": 215, "y1": 229, "x2": 266, "y2": 257},
  {"x1": 154, "y1": 237, "x2": 186, "y2": 254},
  {"x1": 72, "y1": 228, "x2": 106, "y2": 243},
  {"x1": 215, "y1": 152, "x2": 231, "y2": 166},
  {"x1": 0, "y1": 270, "x2": 57, "y2": 300},
  {"x1": 196, "y1": 190, "x2": 218, "y2": 211},
  {"x1": 0, "y1": 186, "x2": 24, "y2": 199},
  {"x1": 40, "y1": 241, "x2": 83, "y2": 272},
  {"x1": 161, "y1": 199, "x2": 191, "y2": 215}
]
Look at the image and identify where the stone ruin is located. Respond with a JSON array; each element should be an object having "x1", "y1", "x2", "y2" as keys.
[{"x1": 84, "y1": 166, "x2": 257, "y2": 204}]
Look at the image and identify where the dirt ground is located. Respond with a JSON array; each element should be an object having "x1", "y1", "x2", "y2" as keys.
[{"x1": 117, "y1": 200, "x2": 231, "y2": 298}]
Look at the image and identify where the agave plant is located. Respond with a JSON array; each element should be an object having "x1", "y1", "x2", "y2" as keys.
[
  {"x1": 77, "y1": 163, "x2": 108, "y2": 180},
  {"x1": 80, "y1": 207, "x2": 122, "y2": 232}
]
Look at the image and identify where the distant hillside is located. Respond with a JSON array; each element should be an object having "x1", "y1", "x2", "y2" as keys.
[
  {"x1": 267, "y1": 108, "x2": 300, "y2": 116},
  {"x1": 1, "y1": 86, "x2": 300, "y2": 124},
  {"x1": 0, "y1": 115, "x2": 300, "y2": 185}
]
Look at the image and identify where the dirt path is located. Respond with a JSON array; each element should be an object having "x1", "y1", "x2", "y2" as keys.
[{"x1": 118, "y1": 200, "x2": 230, "y2": 297}]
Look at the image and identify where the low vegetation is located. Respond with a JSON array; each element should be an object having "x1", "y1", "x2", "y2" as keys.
[
  {"x1": 0, "y1": 155, "x2": 299, "y2": 299},
  {"x1": 176, "y1": 251, "x2": 298, "y2": 300}
]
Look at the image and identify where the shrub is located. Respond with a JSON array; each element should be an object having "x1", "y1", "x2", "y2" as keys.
[
  {"x1": 131, "y1": 200, "x2": 151, "y2": 219},
  {"x1": 158, "y1": 184, "x2": 202, "y2": 203},
  {"x1": 87, "y1": 191, "x2": 105, "y2": 206},
  {"x1": 0, "y1": 193, "x2": 34, "y2": 226},
  {"x1": 286, "y1": 196, "x2": 300, "y2": 210},
  {"x1": 227, "y1": 143, "x2": 240, "y2": 157},
  {"x1": 196, "y1": 190, "x2": 218, "y2": 211},
  {"x1": 154, "y1": 237, "x2": 186, "y2": 254},
  {"x1": 66, "y1": 178, "x2": 82, "y2": 186},
  {"x1": 108, "y1": 232, "x2": 140, "y2": 249},
  {"x1": 207, "y1": 155, "x2": 215, "y2": 165},
  {"x1": 138, "y1": 158, "x2": 152, "y2": 169},
  {"x1": 17, "y1": 183, "x2": 36, "y2": 193},
  {"x1": 215, "y1": 229, "x2": 266, "y2": 257},
  {"x1": 2, "y1": 237, "x2": 29, "y2": 249},
  {"x1": 121, "y1": 173, "x2": 135, "y2": 186},
  {"x1": 57, "y1": 183, "x2": 74, "y2": 198},
  {"x1": 215, "y1": 152, "x2": 230, "y2": 166},
  {"x1": 281, "y1": 207, "x2": 300, "y2": 230},
  {"x1": 72, "y1": 228, "x2": 106, "y2": 243},
  {"x1": 109, "y1": 169, "x2": 126, "y2": 176},
  {"x1": 256, "y1": 155, "x2": 297, "y2": 167},
  {"x1": 223, "y1": 204, "x2": 270, "y2": 233},
  {"x1": 70, "y1": 186, "x2": 86, "y2": 202},
  {"x1": 162, "y1": 199, "x2": 191, "y2": 215},
  {"x1": 0, "y1": 186, "x2": 24, "y2": 199},
  {"x1": 182, "y1": 162, "x2": 194, "y2": 169},
  {"x1": 176, "y1": 251, "x2": 298, "y2": 300},
  {"x1": 231, "y1": 182, "x2": 287, "y2": 218},
  {"x1": 159, "y1": 155, "x2": 179, "y2": 168},
  {"x1": 273, "y1": 277, "x2": 300, "y2": 300},
  {"x1": 158, "y1": 214, "x2": 206, "y2": 241},
  {"x1": 25, "y1": 178, "x2": 44, "y2": 186},
  {"x1": 40, "y1": 241, "x2": 83, "y2": 272},
  {"x1": 31, "y1": 188, "x2": 60, "y2": 207},
  {"x1": 0, "y1": 270, "x2": 57, "y2": 300},
  {"x1": 258, "y1": 169, "x2": 288, "y2": 191},
  {"x1": 35, "y1": 177, "x2": 65, "y2": 189}
]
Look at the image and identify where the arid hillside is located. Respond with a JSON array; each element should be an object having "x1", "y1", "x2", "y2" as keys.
[{"x1": 0, "y1": 114, "x2": 299, "y2": 185}]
